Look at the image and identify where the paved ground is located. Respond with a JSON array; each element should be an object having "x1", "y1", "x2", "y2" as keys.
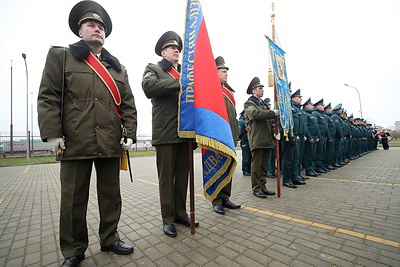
[{"x1": 0, "y1": 147, "x2": 399, "y2": 266}]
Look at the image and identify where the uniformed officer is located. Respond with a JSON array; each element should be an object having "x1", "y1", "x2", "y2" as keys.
[
  {"x1": 244, "y1": 77, "x2": 278, "y2": 198},
  {"x1": 211, "y1": 56, "x2": 241, "y2": 215},
  {"x1": 302, "y1": 98, "x2": 321, "y2": 177},
  {"x1": 38, "y1": 1, "x2": 137, "y2": 265},
  {"x1": 142, "y1": 31, "x2": 198, "y2": 237},
  {"x1": 312, "y1": 99, "x2": 331, "y2": 173},
  {"x1": 291, "y1": 89, "x2": 309, "y2": 181},
  {"x1": 324, "y1": 103, "x2": 337, "y2": 169},
  {"x1": 281, "y1": 89, "x2": 306, "y2": 188},
  {"x1": 331, "y1": 104, "x2": 345, "y2": 166}
]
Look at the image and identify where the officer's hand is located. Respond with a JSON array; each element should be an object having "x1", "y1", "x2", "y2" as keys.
[
  {"x1": 304, "y1": 136, "x2": 307, "y2": 141},
  {"x1": 296, "y1": 136, "x2": 300, "y2": 140},
  {"x1": 274, "y1": 133, "x2": 281, "y2": 141},
  {"x1": 273, "y1": 110, "x2": 279, "y2": 116},
  {"x1": 309, "y1": 139, "x2": 314, "y2": 143},
  {"x1": 241, "y1": 144, "x2": 247, "y2": 148},
  {"x1": 47, "y1": 137, "x2": 65, "y2": 152},
  {"x1": 120, "y1": 138, "x2": 133, "y2": 150},
  {"x1": 316, "y1": 138, "x2": 320, "y2": 142}
]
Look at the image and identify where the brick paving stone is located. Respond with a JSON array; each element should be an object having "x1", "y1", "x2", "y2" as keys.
[
  {"x1": 357, "y1": 256, "x2": 389, "y2": 267},
  {"x1": 154, "y1": 256, "x2": 177, "y2": 267},
  {"x1": 296, "y1": 253, "x2": 332, "y2": 267},
  {"x1": 184, "y1": 250, "x2": 210, "y2": 266},
  {"x1": 290, "y1": 259, "x2": 314, "y2": 267},
  {"x1": 242, "y1": 248, "x2": 272, "y2": 265},
  {"x1": 289, "y1": 239, "x2": 321, "y2": 257},
  {"x1": 266, "y1": 259, "x2": 290, "y2": 267},
  {"x1": 318, "y1": 252, "x2": 355, "y2": 267},
  {"x1": 234, "y1": 254, "x2": 267, "y2": 266}
]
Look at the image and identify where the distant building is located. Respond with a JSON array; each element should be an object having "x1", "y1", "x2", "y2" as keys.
[{"x1": 396, "y1": 121, "x2": 400, "y2": 131}]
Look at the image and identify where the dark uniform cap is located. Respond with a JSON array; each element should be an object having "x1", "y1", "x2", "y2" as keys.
[
  {"x1": 313, "y1": 98, "x2": 324, "y2": 107},
  {"x1": 291, "y1": 89, "x2": 301, "y2": 98},
  {"x1": 155, "y1": 31, "x2": 182, "y2": 56},
  {"x1": 348, "y1": 113, "x2": 353, "y2": 118},
  {"x1": 302, "y1": 97, "x2": 312, "y2": 106},
  {"x1": 69, "y1": 0, "x2": 112, "y2": 38},
  {"x1": 215, "y1": 56, "x2": 229, "y2": 70},
  {"x1": 324, "y1": 102, "x2": 331, "y2": 109},
  {"x1": 332, "y1": 103, "x2": 342, "y2": 111},
  {"x1": 247, "y1": 77, "x2": 264, "y2": 94}
]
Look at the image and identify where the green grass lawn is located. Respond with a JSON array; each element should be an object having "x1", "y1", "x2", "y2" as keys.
[{"x1": 0, "y1": 150, "x2": 157, "y2": 166}]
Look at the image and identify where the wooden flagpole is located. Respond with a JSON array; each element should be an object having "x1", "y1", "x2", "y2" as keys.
[
  {"x1": 271, "y1": 2, "x2": 281, "y2": 197},
  {"x1": 188, "y1": 140, "x2": 195, "y2": 234}
]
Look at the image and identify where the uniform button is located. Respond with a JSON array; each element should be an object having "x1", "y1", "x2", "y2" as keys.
[
  {"x1": 96, "y1": 125, "x2": 99, "y2": 129},
  {"x1": 94, "y1": 97, "x2": 98, "y2": 101},
  {"x1": 98, "y1": 152, "x2": 102, "y2": 156}
]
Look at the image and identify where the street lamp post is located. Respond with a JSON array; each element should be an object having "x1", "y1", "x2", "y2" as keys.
[
  {"x1": 31, "y1": 91, "x2": 34, "y2": 154},
  {"x1": 344, "y1": 84, "x2": 363, "y2": 118},
  {"x1": 10, "y1": 60, "x2": 14, "y2": 155},
  {"x1": 22, "y1": 53, "x2": 29, "y2": 163}
]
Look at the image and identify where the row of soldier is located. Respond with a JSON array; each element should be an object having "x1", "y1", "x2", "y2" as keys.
[{"x1": 239, "y1": 87, "x2": 378, "y2": 191}]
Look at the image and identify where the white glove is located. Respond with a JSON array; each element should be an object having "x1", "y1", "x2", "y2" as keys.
[
  {"x1": 120, "y1": 137, "x2": 133, "y2": 150},
  {"x1": 47, "y1": 137, "x2": 65, "y2": 152},
  {"x1": 273, "y1": 109, "x2": 280, "y2": 116},
  {"x1": 274, "y1": 133, "x2": 281, "y2": 141}
]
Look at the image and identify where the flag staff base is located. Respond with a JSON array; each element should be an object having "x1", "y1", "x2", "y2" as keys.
[{"x1": 188, "y1": 140, "x2": 196, "y2": 234}]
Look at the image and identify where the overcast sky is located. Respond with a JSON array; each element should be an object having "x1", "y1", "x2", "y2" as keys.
[{"x1": 1, "y1": 0, "x2": 399, "y2": 138}]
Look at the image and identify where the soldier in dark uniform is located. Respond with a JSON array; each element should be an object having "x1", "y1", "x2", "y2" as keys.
[
  {"x1": 295, "y1": 94, "x2": 309, "y2": 181},
  {"x1": 38, "y1": 1, "x2": 137, "y2": 266},
  {"x1": 311, "y1": 99, "x2": 330, "y2": 173},
  {"x1": 324, "y1": 103, "x2": 336, "y2": 170},
  {"x1": 331, "y1": 104, "x2": 345, "y2": 166},
  {"x1": 211, "y1": 56, "x2": 241, "y2": 215},
  {"x1": 340, "y1": 110, "x2": 351, "y2": 164},
  {"x1": 302, "y1": 98, "x2": 321, "y2": 177},
  {"x1": 142, "y1": 31, "x2": 198, "y2": 238},
  {"x1": 244, "y1": 77, "x2": 278, "y2": 198},
  {"x1": 238, "y1": 111, "x2": 251, "y2": 176},
  {"x1": 280, "y1": 89, "x2": 306, "y2": 188}
]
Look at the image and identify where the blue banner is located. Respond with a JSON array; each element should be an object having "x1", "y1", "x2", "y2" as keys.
[{"x1": 267, "y1": 38, "x2": 294, "y2": 138}]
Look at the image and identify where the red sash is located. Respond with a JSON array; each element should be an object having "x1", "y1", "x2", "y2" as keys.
[
  {"x1": 84, "y1": 52, "x2": 122, "y2": 118},
  {"x1": 222, "y1": 86, "x2": 235, "y2": 107},
  {"x1": 167, "y1": 67, "x2": 181, "y2": 78}
]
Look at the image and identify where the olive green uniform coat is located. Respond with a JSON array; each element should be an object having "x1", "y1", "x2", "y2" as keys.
[
  {"x1": 244, "y1": 96, "x2": 276, "y2": 192},
  {"x1": 37, "y1": 40, "x2": 137, "y2": 257},
  {"x1": 142, "y1": 58, "x2": 189, "y2": 224}
]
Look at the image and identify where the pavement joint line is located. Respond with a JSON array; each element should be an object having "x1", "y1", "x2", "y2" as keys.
[
  {"x1": 22, "y1": 165, "x2": 31, "y2": 174},
  {"x1": 136, "y1": 177, "x2": 400, "y2": 249},
  {"x1": 310, "y1": 176, "x2": 400, "y2": 186}
]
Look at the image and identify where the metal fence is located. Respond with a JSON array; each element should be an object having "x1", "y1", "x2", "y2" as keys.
[{"x1": 0, "y1": 132, "x2": 154, "y2": 155}]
